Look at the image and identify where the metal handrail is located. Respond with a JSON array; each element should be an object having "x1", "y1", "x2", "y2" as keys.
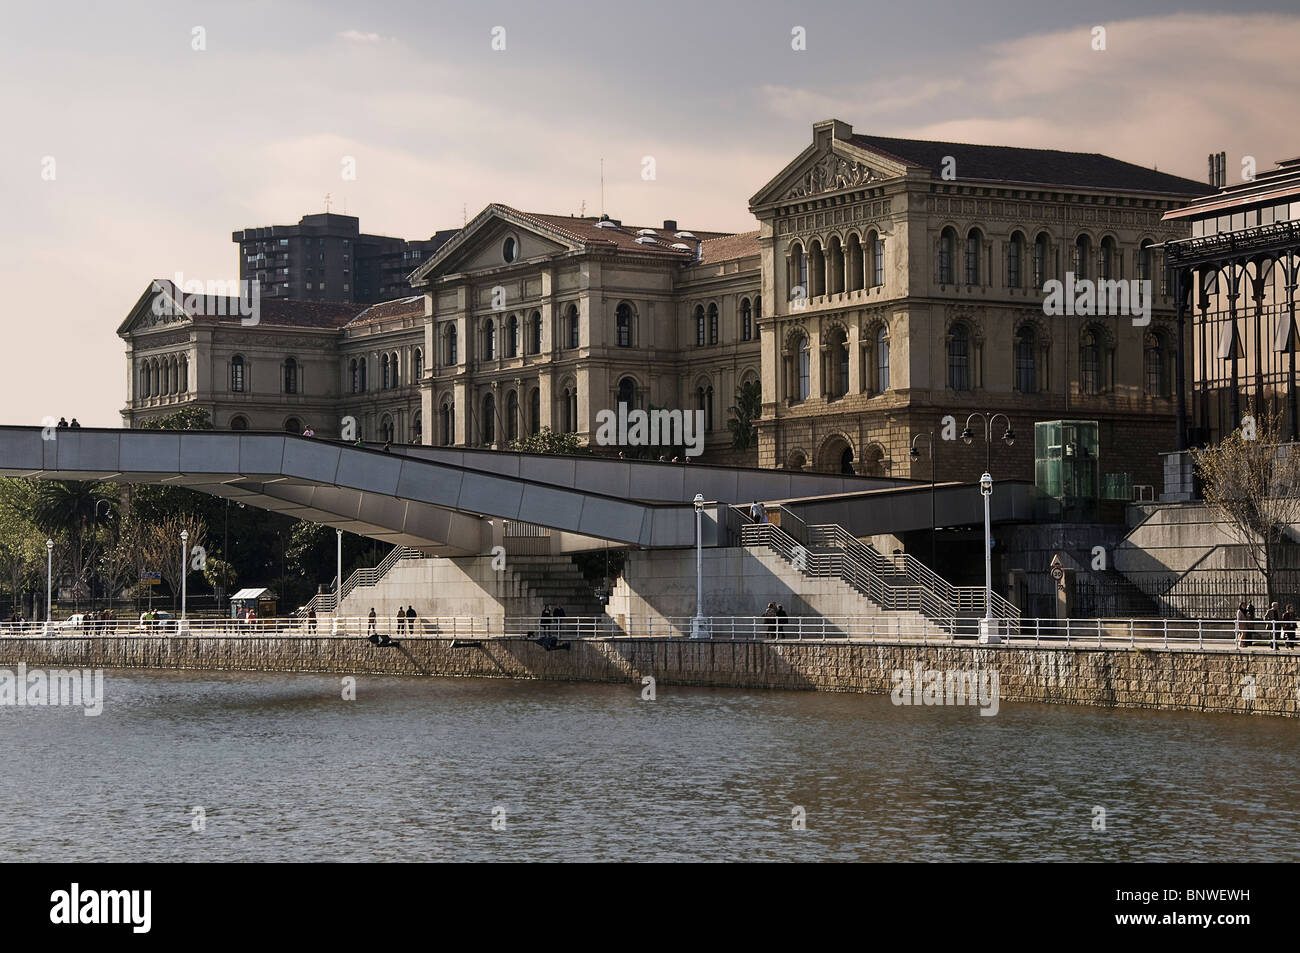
[{"x1": 3, "y1": 615, "x2": 1285, "y2": 652}]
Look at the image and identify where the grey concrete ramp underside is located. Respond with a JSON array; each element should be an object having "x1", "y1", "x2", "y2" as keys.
[{"x1": 0, "y1": 427, "x2": 699, "y2": 556}]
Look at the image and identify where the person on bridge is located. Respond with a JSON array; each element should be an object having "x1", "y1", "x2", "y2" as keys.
[
  {"x1": 368, "y1": 608, "x2": 377, "y2": 638},
  {"x1": 1284, "y1": 604, "x2": 1297, "y2": 647},
  {"x1": 69, "y1": 418, "x2": 81, "y2": 428},
  {"x1": 56, "y1": 417, "x2": 68, "y2": 428},
  {"x1": 307, "y1": 608, "x2": 317, "y2": 634},
  {"x1": 552, "y1": 604, "x2": 566, "y2": 637},
  {"x1": 406, "y1": 605, "x2": 416, "y2": 633},
  {"x1": 775, "y1": 604, "x2": 788, "y2": 636},
  {"x1": 763, "y1": 602, "x2": 777, "y2": 637}
]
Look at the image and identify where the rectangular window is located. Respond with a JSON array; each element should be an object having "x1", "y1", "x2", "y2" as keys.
[
  {"x1": 1261, "y1": 206, "x2": 1274, "y2": 226},
  {"x1": 279, "y1": 239, "x2": 288, "y2": 245},
  {"x1": 873, "y1": 239, "x2": 884, "y2": 287}
]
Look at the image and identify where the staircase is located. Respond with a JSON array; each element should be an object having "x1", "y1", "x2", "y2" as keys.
[
  {"x1": 506, "y1": 556, "x2": 607, "y2": 617},
  {"x1": 738, "y1": 506, "x2": 1020, "y2": 631},
  {"x1": 300, "y1": 544, "x2": 424, "y2": 614}
]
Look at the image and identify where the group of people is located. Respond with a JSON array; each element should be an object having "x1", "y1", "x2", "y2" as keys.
[
  {"x1": 1235, "y1": 600, "x2": 1298, "y2": 647},
  {"x1": 536, "y1": 604, "x2": 569, "y2": 650},
  {"x1": 54, "y1": 417, "x2": 82, "y2": 429},
  {"x1": 364, "y1": 605, "x2": 417, "y2": 645},
  {"x1": 762, "y1": 602, "x2": 789, "y2": 636},
  {"x1": 749, "y1": 501, "x2": 770, "y2": 523}
]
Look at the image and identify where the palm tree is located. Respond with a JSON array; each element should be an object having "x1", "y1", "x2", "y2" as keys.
[{"x1": 30, "y1": 481, "x2": 118, "y2": 607}]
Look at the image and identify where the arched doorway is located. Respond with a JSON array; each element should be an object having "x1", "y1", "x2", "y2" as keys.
[{"x1": 816, "y1": 434, "x2": 854, "y2": 474}]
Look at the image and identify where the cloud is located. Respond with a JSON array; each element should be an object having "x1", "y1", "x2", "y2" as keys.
[{"x1": 338, "y1": 29, "x2": 383, "y2": 43}]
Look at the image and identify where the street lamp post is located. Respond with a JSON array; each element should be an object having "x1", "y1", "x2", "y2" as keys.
[
  {"x1": 692, "y1": 493, "x2": 706, "y2": 639},
  {"x1": 180, "y1": 529, "x2": 189, "y2": 631},
  {"x1": 335, "y1": 528, "x2": 343, "y2": 634},
  {"x1": 909, "y1": 432, "x2": 937, "y2": 571},
  {"x1": 45, "y1": 539, "x2": 54, "y2": 632},
  {"x1": 961, "y1": 413, "x2": 1015, "y2": 643}
]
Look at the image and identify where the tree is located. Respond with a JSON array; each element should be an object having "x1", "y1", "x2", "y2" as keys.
[
  {"x1": 140, "y1": 514, "x2": 208, "y2": 610},
  {"x1": 138, "y1": 407, "x2": 213, "y2": 431},
  {"x1": 727, "y1": 379, "x2": 763, "y2": 451},
  {"x1": 29, "y1": 481, "x2": 118, "y2": 607},
  {"x1": 508, "y1": 427, "x2": 593, "y2": 456},
  {"x1": 0, "y1": 479, "x2": 46, "y2": 616},
  {"x1": 1191, "y1": 408, "x2": 1300, "y2": 604}
]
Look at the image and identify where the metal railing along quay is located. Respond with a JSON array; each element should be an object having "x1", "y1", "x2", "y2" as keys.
[{"x1": 2, "y1": 615, "x2": 1295, "y2": 652}]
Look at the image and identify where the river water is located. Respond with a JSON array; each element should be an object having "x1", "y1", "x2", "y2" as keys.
[{"x1": 2, "y1": 669, "x2": 1296, "y2": 862}]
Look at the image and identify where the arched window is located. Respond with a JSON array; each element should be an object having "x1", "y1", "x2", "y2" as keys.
[
  {"x1": 1015, "y1": 326, "x2": 1036, "y2": 394},
  {"x1": 390, "y1": 352, "x2": 399, "y2": 387},
  {"x1": 1073, "y1": 234, "x2": 1091, "y2": 279},
  {"x1": 529, "y1": 388, "x2": 540, "y2": 435},
  {"x1": 755, "y1": 294, "x2": 762, "y2": 322},
  {"x1": 1100, "y1": 236, "x2": 1117, "y2": 280},
  {"x1": 617, "y1": 376, "x2": 635, "y2": 410},
  {"x1": 413, "y1": 348, "x2": 423, "y2": 381},
  {"x1": 695, "y1": 305, "x2": 705, "y2": 347},
  {"x1": 285, "y1": 417, "x2": 302, "y2": 434},
  {"x1": 809, "y1": 241, "x2": 826, "y2": 297},
  {"x1": 507, "y1": 391, "x2": 519, "y2": 442},
  {"x1": 1033, "y1": 232, "x2": 1049, "y2": 287},
  {"x1": 938, "y1": 228, "x2": 956, "y2": 284},
  {"x1": 284, "y1": 357, "x2": 298, "y2": 395},
  {"x1": 563, "y1": 305, "x2": 578, "y2": 349},
  {"x1": 616, "y1": 302, "x2": 632, "y2": 348},
  {"x1": 231, "y1": 355, "x2": 245, "y2": 392},
  {"x1": 530, "y1": 312, "x2": 542, "y2": 354},
  {"x1": 965, "y1": 228, "x2": 982, "y2": 285},
  {"x1": 483, "y1": 319, "x2": 496, "y2": 361},
  {"x1": 506, "y1": 315, "x2": 519, "y2": 358},
  {"x1": 1007, "y1": 232, "x2": 1024, "y2": 289},
  {"x1": 741, "y1": 298, "x2": 753, "y2": 341},
  {"x1": 872, "y1": 233, "x2": 885, "y2": 287},
  {"x1": 381, "y1": 354, "x2": 391, "y2": 389},
  {"x1": 846, "y1": 234, "x2": 864, "y2": 292},
  {"x1": 358, "y1": 357, "x2": 367, "y2": 392},
  {"x1": 877, "y1": 326, "x2": 890, "y2": 392},
  {"x1": 828, "y1": 236, "x2": 844, "y2": 295},
  {"x1": 1145, "y1": 332, "x2": 1170, "y2": 397},
  {"x1": 350, "y1": 359, "x2": 359, "y2": 394},
  {"x1": 696, "y1": 385, "x2": 714, "y2": 432},
  {"x1": 441, "y1": 401, "x2": 454, "y2": 446},
  {"x1": 229, "y1": 415, "x2": 249, "y2": 432},
  {"x1": 948, "y1": 324, "x2": 971, "y2": 392},
  {"x1": 413, "y1": 412, "x2": 423, "y2": 444},
  {"x1": 179, "y1": 356, "x2": 188, "y2": 393},
  {"x1": 1081, "y1": 329, "x2": 1101, "y2": 395},
  {"x1": 826, "y1": 328, "x2": 848, "y2": 398},
  {"x1": 380, "y1": 416, "x2": 394, "y2": 443},
  {"x1": 797, "y1": 335, "x2": 811, "y2": 400},
  {"x1": 1139, "y1": 240, "x2": 1154, "y2": 282},
  {"x1": 447, "y1": 325, "x2": 458, "y2": 365},
  {"x1": 483, "y1": 394, "x2": 495, "y2": 445},
  {"x1": 561, "y1": 387, "x2": 575, "y2": 433},
  {"x1": 707, "y1": 302, "x2": 718, "y2": 345},
  {"x1": 790, "y1": 242, "x2": 808, "y2": 298},
  {"x1": 138, "y1": 363, "x2": 149, "y2": 398}
]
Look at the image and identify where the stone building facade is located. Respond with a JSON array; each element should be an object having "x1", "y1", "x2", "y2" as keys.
[
  {"x1": 119, "y1": 117, "x2": 1212, "y2": 488},
  {"x1": 749, "y1": 119, "x2": 1211, "y2": 487}
]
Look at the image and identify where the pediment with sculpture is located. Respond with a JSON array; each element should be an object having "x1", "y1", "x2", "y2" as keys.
[{"x1": 786, "y1": 152, "x2": 879, "y2": 199}]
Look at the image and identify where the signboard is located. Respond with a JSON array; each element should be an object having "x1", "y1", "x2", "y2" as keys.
[{"x1": 139, "y1": 572, "x2": 162, "y2": 586}]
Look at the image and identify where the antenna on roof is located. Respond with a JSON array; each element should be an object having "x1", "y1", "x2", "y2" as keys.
[
  {"x1": 324, "y1": 192, "x2": 331, "y2": 213},
  {"x1": 463, "y1": 204, "x2": 467, "y2": 227},
  {"x1": 579, "y1": 199, "x2": 586, "y2": 217},
  {"x1": 600, "y1": 158, "x2": 605, "y2": 217}
]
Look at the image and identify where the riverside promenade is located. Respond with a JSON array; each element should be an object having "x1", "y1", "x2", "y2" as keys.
[{"x1": 2, "y1": 616, "x2": 1298, "y2": 718}]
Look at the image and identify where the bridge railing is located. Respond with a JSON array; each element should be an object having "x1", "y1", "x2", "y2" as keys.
[{"x1": 2, "y1": 616, "x2": 1286, "y2": 652}]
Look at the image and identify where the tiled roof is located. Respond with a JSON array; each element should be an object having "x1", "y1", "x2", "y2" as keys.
[
  {"x1": 695, "y1": 231, "x2": 760, "y2": 265},
  {"x1": 344, "y1": 295, "x2": 424, "y2": 328},
  {"x1": 850, "y1": 134, "x2": 1214, "y2": 196},
  {"x1": 514, "y1": 209, "x2": 734, "y2": 257},
  {"x1": 213, "y1": 297, "x2": 360, "y2": 329}
]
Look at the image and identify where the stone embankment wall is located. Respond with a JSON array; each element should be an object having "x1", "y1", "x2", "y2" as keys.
[{"x1": 2, "y1": 635, "x2": 1297, "y2": 717}]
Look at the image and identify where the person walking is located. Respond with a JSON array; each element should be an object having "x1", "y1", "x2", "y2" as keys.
[
  {"x1": 367, "y1": 607, "x2": 377, "y2": 639},
  {"x1": 1235, "y1": 600, "x2": 1248, "y2": 646},
  {"x1": 1246, "y1": 602, "x2": 1258, "y2": 647},
  {"x1": 1283, "y1": 604, "x2": 1297, "y2": 647},
  {"x1": 307, "y1": 607, "x2": 317, "y2": 634},
  {"x1": 763, "y1": 602, "x2": 777, "y2": 638},
  {"x1": 396, "y1": 607, "x2": 406, "y2": 637},
  {"x1": 1265, "y1": 601, "x2": 1281, "y2": 646}
]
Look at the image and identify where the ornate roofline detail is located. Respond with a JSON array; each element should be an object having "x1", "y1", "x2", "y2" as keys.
[{"x1": 786, "y1": 153, "x2": 878, "y2": 199}]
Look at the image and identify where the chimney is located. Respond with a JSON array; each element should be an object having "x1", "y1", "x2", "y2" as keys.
[
  {"x1": 1207, "y1": 151, "x2": 1226, "y2": 189},
  {"x1": 663, "y1": 219, "x2": 678, "y2": 231}
]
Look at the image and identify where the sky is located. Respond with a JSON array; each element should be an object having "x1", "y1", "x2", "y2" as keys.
[{"x1": 2, "y1": 0, "x2": 1297, "y2": 426}]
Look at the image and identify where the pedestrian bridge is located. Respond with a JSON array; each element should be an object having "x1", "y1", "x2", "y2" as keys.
[{"x1": 0, "y1": 426, "x2": 1032, "y2": 555}]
